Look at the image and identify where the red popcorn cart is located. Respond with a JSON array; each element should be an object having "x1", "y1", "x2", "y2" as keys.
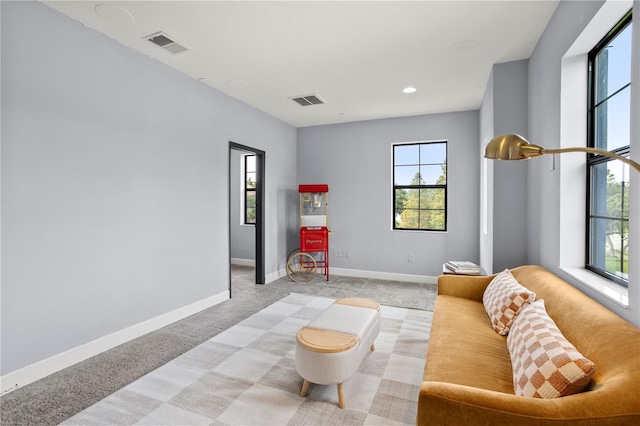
[{"x1": 286, "y1": 184, "x2": 330, "y2": 282}]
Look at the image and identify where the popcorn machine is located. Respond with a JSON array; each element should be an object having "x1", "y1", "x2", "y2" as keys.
[{"x1": 286, "y1": 184, "x2": 330, "y2": 282}]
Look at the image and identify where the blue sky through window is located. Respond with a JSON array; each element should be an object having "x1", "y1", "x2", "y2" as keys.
[
  {"x1": 394, "y1": 142, "x2": 446, "y2": 185},
  {"x1": 594, "y1": 19, "x2": 632, "y2": 182}
]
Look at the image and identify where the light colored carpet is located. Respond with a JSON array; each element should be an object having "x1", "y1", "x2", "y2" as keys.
[
  {"x1": 61, "y1": 294, "x2": 432, "y2": 425},
  {"x1": 0, "y1": 266, "x2": 436, "y2": 425}
]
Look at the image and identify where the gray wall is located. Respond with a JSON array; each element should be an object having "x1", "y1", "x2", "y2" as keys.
[
  {"x1": 1, "y1": 1, "x2": 297, "y2": 375},
  {"x1": 489, "y1": 60, "x2": 529, "y2": 273},
  {"x1": 297, "y1": 111, "x2": 480, "y2": 277},
  {"x1": 230, "y1": 149, "x2": 256, "y2": 262}
]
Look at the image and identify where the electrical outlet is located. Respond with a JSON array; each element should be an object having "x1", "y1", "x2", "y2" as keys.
[
  {"x1": 345, "y1": 250, "x2": 350, "y2": 258},
  {"x1": 408, "y1": 254, "x2": 414, "y2": 263},
  {"x1": 339, "y1": 250, "x2": 345, "y2": 258}
]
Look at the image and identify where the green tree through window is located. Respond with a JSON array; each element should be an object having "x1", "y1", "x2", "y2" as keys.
[
  {"x1": 393, "y1": 142, "x2": 447, "y2": 231},
  {"x1": 604, "y1": 169, "x2": 629, "y2": 264}
]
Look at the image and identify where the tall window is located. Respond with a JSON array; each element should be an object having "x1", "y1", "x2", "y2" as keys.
[
  {"x1": 393, "y1": 141, "x2": 447, "y2": 231},
  {"x1": 244, "y1": 154, "x2": 256, "y2": 224},
  {"x1": 587, "y1": 11, "x2": 632, "y2": 287}
]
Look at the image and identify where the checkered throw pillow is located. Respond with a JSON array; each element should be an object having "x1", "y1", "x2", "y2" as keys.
[
  {"x1": 483, "y1": 269, "x2": 535, "y2": 335},
  {"x1": 507, "y1": 300, "x2": 596, "y2": 398}
]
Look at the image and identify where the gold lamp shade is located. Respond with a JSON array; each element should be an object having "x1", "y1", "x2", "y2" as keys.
[
  {"x1": 485, "y1": 133, "x2": 640, "y2": 173},
  {"x1": 485, "y1": 134, "x2": 543, "y2": 160}
]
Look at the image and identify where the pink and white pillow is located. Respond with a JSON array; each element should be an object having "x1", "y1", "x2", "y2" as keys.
[
  {"x1": 507, "y1": 300, "x2": 596, "y2": 398},
  {"x1": 483, "y1": 269, "x2": 535, "y2": 335}
]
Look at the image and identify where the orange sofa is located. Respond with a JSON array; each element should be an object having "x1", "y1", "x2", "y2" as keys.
[{"x1": 418, "y1": 265, "x2": 640, "y2": 425}]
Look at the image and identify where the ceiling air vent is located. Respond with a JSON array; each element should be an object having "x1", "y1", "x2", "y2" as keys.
[
  {"x1": 290, "y1": 94, "x2": 326, "y2": 107},
  {"x1": 144, "y1": 32, "x2": 188, "y2": 54}
]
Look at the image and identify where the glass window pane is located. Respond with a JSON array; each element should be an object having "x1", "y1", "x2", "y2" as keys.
[
  {"x1": 399, "y1": 208, "x2": 420, "y2": 229},
  {"x1": 589, "y1": 217, "x2": 629, "y2": 278},
  {"x1": 395, "y1": 188, "x2": 408, "y2": 220},
  {"x1": 420, "y1": 188, "x2": 445, "y2": 209},
  {"x1": 590, "y1": 162, "x2": 609, "y2": 217},
  {"x1": 590, "y1": 161, "x2": 630, "y2": 218},
  {"x1": 595, "y1": 22, "x2": 632, "y2": 103},
  {"x1": 401, "y1": 188, "x2": 420, "y2": 209},
  {"x1": 246, "y1": 172, "x2": 256, "y2": 189},
  {"x1": 246, "y1": 191, "x2": 256, "y2": 223},
  {"x1": 246, "y1": 208, "x2": 256, "y2": 223},
  {"x1": 394, "y1": 145, "x2": 419, "y2": 165},
  {"x1": 397, "y1": 188, "x2": 420, "y2": 228},
  {"x1": 246, "y1": 190, "x2": 256, "y2": 205},
  {"x1": 420, "y1": 143, "x2": 446, "y2": 164},
  {"x1": 420, "y1": 164, "x2": 447, "y2": 185},
  {"x1": 395, "y1": 165, "x2": 420, "y2": 185},
  {"x1": 245, "y1": 155, "x2": 256, "y2": 172},
  {"x1": 420, "y1": 210, "x2": 445, "y2": 230},
  {"x1": 594, "y1": 86, "x2": 630, "y2": 151}
]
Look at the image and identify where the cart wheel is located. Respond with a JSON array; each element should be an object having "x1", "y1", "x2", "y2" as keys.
[{"x1": 287, "y1": 250, "x2": 317, "y2": 283}]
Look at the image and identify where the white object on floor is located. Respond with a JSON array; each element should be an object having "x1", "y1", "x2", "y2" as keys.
[{"x1": 295, "y1": 297, "x2": 381, "y2": 409}]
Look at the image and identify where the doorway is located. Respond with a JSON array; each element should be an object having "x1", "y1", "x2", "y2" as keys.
[{"x1": 229, "y1": 142, "x2": 265, "y2": 296}]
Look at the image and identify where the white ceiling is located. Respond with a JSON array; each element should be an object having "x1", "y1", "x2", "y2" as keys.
[{"x1": 42, "y1": 0, "x2": 559, "y2": 128}]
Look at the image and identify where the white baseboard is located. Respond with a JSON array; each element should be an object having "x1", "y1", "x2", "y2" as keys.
[
  {"x1": 0, "y1": 290, "x2": 230, "y2": 395},
  {"x1": 330, "y1": 267, "x2": 438, "y2": 284},
  {"x1": 265, "y1": 267, "x2": 437, "y2": 285},
  {"x1": 266, "y1": 268, "x2": 288, "y2": 283},
  {"x1": 240, "y1": 261, "x2": 436, "y2": 285},
  {"x1": 231, "y1": 258, "x2": 277, "y2": 283},
  {"x1": 230, "y1": 258, "x2": 255, "y2": 267}
]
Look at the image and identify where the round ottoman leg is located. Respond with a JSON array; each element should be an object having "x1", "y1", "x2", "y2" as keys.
[
  {"x1": 337, "y1": 383, "x2": 345, "y2": 409},
  {"x1": 300, "y1": 379, "x2": 310, "y2": 397}
]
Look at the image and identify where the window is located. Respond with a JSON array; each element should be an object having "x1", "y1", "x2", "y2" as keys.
[
  {"x1": 244, "y1": 154, "x2": 256, "y2": 224},
  {"x1": 586, "y1": 10, "x2": 632, "y2": 287},
  {"x1": 393, "y1": 141, "x2": 447, "y2": 231}
]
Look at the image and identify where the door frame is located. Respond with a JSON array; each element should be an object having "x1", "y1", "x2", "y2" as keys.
[{"x1": 229, "y1": 142, "x2": 266, "y2": 292}]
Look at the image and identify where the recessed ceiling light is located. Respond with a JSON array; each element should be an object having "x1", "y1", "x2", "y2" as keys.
[
  {"x1": 403, "y1": 87, "x2": 417, "y2": 94},
  {"x1": 450, "y1": 40, "x2": 480, "y2": 54},
  {"x1": 95, "y1": 3, "x2": 134, "y2": 23},
  {"x1": 226, "y1": 79, "x2": 248, "y2": 89}
]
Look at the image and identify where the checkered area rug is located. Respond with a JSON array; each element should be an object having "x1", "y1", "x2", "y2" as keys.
[{"x1": 62, "y1": 293, "x2": 432, "y2": 425}]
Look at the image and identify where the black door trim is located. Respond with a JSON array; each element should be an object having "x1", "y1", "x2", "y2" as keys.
[{"x1": 229, "y1": 142, "x2": 266, "y2": 291}]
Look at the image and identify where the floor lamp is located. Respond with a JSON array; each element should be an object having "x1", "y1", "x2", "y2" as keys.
[{"x1": 485, "y1": 133, "x2": 640, "y2": 173}]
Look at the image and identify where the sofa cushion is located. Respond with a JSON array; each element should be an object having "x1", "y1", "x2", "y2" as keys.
[
  {"x1": 483, "y1": 269, "x2": 535, "y2": 335},
  {"x1": 507, "y1": 299, "x2": 596, "y2": 398},
  {"x1": 424, "y1": 295, "x2": 515, "y2": 393}
]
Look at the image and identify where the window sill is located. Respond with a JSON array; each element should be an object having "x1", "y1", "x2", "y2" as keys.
[
  {"x1": 390, "y1": 228, "x2": 448, "y2": 234},
  {"x1": 560, "y1": 266, "x2": 629, "y2": 307}
]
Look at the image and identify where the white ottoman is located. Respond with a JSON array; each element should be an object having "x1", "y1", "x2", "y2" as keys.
[{"x1": 295, "y1": 297, "x2": 381, "y2": 408}]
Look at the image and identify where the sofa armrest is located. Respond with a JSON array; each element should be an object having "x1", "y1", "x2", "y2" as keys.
[
  {"x1": 418, "y1": 381, "x2": 541, "y2": 425},
  {"x1": 417, "y1": 381, "x2": 637, "y2": 426},
  {"x1": 437, "y1": 274, "x2": 495, "y2": 302}
]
